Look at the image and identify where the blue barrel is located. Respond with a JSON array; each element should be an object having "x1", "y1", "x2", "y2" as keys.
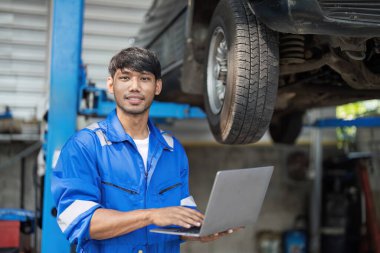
[{"x1": 283, "y1": 230, "x2": 307, "y2": 253}]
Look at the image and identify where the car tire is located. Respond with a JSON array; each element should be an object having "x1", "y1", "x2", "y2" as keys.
[
  {"x1": 269, "y1": 111, "x2": 305, "y2": 145},
  {"x1": 204, "y1": 0, "x2": 279, "y2": 144}
]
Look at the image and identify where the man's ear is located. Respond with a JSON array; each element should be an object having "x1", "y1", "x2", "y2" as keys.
[
  {"x1": 106, "y1": 76, "x2": 114, "y2": 94},
  {"x1": 155, "y1": 79, "x2": 162, "y2": 95}
]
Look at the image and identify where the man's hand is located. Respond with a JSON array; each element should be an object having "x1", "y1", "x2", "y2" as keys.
[
  {"x1": 181, "y1": 228, "x2": 242, "y2": 243},
  {"x1": 148, "y1": 206, "x2": 204, "y2": 228}
]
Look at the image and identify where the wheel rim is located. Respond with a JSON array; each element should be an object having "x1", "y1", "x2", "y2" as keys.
[{"x1": 207, "y1": 26, "x2": 228, "y2": 115}]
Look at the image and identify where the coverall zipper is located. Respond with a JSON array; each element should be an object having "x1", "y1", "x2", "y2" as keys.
[
  {"x1": 130, "y1": 140, "x2": 150, "y2": 253},
  {"x1": 145, "y1": 142, "x2": 160, "y2": 253},
  {"x1": 144, "y1": 170, "x2": 148, "y2": 253}
]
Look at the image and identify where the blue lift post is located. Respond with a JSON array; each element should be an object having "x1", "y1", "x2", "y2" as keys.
[{"x1": 41, "y1": 0, "x2": 84, "y2": 252}]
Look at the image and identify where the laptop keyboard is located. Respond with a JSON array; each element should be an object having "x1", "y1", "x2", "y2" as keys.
[{"x1": 173, "y1": 226, "x2": 201, "y2": 234}]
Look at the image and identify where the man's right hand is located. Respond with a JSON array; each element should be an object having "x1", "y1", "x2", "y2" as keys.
[{"x1": 148, "y1": 206, "x2": 204, "y2": 228}]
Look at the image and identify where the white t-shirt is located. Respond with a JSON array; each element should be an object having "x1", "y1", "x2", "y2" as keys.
[{"x1": 134, "y1": 136, "x2": 149, "y2": 172}]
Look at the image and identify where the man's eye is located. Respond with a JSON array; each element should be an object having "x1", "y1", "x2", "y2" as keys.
[
  {"x1": 120, "y1": 76, "x2": 129, "y2": 80},
  {"x1": 141, "y1": 77, "x2": 151, "y2": 81}
]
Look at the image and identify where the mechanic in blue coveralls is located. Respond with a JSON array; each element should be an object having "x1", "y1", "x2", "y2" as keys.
[{"x1": 51, "y1": 47, "x2": 237, "y2": 253}]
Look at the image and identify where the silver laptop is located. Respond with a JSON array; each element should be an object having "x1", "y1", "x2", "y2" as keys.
[{"x1": 150, "y1": 166, "x2": 273, "y2": 237}]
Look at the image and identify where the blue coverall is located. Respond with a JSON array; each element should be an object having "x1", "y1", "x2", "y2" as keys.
[{"x1": 51, "y1": 110, "x2": 196, "y2": 253}]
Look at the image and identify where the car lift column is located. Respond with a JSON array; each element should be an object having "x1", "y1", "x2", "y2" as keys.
[
  {"x1": 41, "y1": 1, "x2": 84, "y2": 252},
  {"x1": 309, "y1": 122, "x2": 323, "y2": 253}
]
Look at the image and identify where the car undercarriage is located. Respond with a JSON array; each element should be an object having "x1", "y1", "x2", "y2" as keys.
[{"x1": 138, "y1": 0, "x2": 380, "y2": 144}]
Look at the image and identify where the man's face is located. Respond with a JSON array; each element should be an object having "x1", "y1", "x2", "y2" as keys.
[{"x1": 107, "y1": 68, "x2": 162, "y2": 115}]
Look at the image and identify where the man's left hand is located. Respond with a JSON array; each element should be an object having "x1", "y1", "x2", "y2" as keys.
[{"x1": 181, "y1": 228, "x2": 242, "y2": 243}]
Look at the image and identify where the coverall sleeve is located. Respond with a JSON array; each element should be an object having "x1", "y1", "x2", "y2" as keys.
[
  {"x1": 178, "y1": 145, "x2": 198, "y2": 244},
  {"x1": 51, "y1": 133, "x2": 102, "y2": 251},
  {"x1": 178, "y1": 143, "x2": 197, "y2": 209}
]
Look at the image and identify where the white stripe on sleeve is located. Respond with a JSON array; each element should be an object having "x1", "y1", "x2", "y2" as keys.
[
  {"x1": 57, "y1": 200, "x2": 98, "y2": 232},
  {"x1": 180, "y1": 196, "x2": 197, "y2": 207}
]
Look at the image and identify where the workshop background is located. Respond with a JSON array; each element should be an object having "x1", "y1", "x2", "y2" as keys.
[{"x1": 0, "y1": 0, "x2": 379, "y2": 253}]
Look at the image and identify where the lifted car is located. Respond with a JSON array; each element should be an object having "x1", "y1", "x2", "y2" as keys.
[{"x1": 137, "y1": 0, "x2": 380, "y2": 144}]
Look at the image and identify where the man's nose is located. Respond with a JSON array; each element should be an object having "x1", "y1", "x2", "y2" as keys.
[{"x1": 129, "y1": 77, "x2": 141, "y2": 91}]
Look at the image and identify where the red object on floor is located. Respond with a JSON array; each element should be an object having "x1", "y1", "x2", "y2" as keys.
[
  {"x1": 0, "y1": 221, "x2": 20, "y2": 248},
  {"x1": 357, "y1": 160, "x2": 380, "y2": 253}
]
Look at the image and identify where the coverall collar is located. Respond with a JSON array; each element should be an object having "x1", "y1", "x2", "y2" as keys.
[{"x1": 105, "y1": 109, "x2": 173, "y2": 150}]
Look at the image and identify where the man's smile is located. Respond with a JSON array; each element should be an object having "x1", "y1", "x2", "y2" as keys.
[{"x1": 124, "y1": 94, "x2": 145, "y2": 105}]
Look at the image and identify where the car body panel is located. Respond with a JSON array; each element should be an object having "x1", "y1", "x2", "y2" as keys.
[{"x1": 251, "y1": 0, "x2": 380, "y2": 36}]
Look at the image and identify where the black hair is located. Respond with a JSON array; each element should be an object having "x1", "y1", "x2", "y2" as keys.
[{"x1": 108, "y1": 47, "x2": 161, "y2": 80}]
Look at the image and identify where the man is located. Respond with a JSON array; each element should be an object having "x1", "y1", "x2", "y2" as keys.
[{"x1": 52, "y1": 47, "x2": 235, "y2": 253}]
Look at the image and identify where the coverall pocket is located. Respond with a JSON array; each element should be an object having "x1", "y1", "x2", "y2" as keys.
[
  {"x1": 101, "y1": 180, "x2": 141, "y2": 211},
  {"x1": 158, "y1": 181, "x2": 182, "y2": 206},
  {"x1": 101, "y1": 181, "x2": 138, "y2": 194}
]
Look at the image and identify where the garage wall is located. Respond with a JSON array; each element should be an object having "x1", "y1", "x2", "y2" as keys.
[
  {"x1": 0, "y1": 142, "x2": 39, "y2": 210},
  {"x1": 83, "y1": 0, "x2": 153, "y2": 88},
  {"x1": 0, "y1": 0, "x2": 152, "y2": 121},
  {"x1": 0, "y1": 0, "x2": 50, "y2": 120}
]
